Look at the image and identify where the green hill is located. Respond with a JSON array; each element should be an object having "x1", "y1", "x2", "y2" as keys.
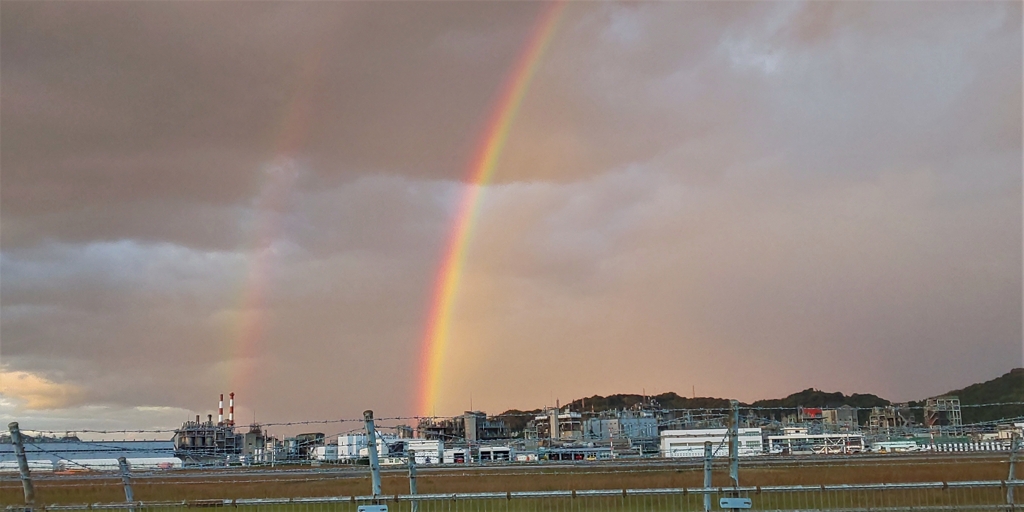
[
  {"x1": 494, "y1": 409, "x2": 540, "y2": 435},
  {"x1": 751, "y1": 389, "x2": 891, "y2": 424},
  {"x1": 936, "y1": 368, "x2": 1024, "y2": 425},
  {"x1": 566, "y1": 392, "x2": 733, "y2": 412},
  {"x1": 751, "y1": 389, "x2": 890, "y2": 410},
  {"x1": 494, "y1": 368, "x2": 1023, "y2": 429}
]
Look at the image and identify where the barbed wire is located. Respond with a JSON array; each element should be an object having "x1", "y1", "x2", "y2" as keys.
[
  {"x1": 7, "y1": 435, "x2": 1017, "y2": 456},
  {"x1": 1, "y1": 454, "x2": 1015, "y2": 488},
  {"x1": 5, "y1": 404, "x2": 1020, "y2": 480},
  {"x1": 3, "y1": 447, "x2": 1014, "y2": 474},
  {"x1": 8, "y1": 432, "x2": 1019, "y2": 456},
  {"x1": 13, "y1": 401, "x2": 1024, "y2": 436}
]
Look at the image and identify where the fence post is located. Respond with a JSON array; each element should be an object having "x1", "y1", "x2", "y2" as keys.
[
  {"x1": 408, "y1": 449, "x2": 419, "y2": 512},
  {"x1": 118, "y1": 456, "x2": 136, "y2": 512},
  {"x1": 1009, "y1": 434, "x2": 1020, "y2": 507},
  {"x1": 703, "y1": 440, "x2": 713, "y2": 512},
  {"x1": 8, "y1": 422, "x2": 36, "y2": 507},
  {"x1": 364, "y1": 410, "x2": 383, "y2": 496},
  {"x1": 728, "y1": 400, "x2": 739, "y2": 487}
]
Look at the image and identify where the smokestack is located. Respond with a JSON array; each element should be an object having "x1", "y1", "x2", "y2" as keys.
[
  {"x1": 229, "y1": 392, "x2": 235, "y2": 426},
  {"x1": 196, "y1": 415, "x2": 200, "y2": 424},
  {"x1": 218, "y1": 394, "x2": 224, "y2": 424}
]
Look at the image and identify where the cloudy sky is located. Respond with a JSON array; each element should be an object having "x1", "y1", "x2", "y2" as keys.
[{"x1": 1, "y1": 1, "x2": 1021, "y2": 432}]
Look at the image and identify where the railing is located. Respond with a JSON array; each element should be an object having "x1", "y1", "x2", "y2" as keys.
[{"x1": 9, "y1": 480, "x2": 1023, "y2": 512}]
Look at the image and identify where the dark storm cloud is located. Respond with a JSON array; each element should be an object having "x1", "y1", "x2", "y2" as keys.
[
  {"x1": 0, "y1": 1, "x2": 1020, "y2": 425},
  {"x1": 1, "y1": 1, "x2": 540, "y2": 250}
]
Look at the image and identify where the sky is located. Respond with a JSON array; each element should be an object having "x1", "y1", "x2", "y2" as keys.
[{"x1": 1, "y1": 1, "x2": 1021, "y2": 433}]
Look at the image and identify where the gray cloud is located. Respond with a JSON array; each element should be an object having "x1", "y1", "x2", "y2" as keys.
[{"x1": 1, "y1": 1, "x2": 1020, "y2": 427}]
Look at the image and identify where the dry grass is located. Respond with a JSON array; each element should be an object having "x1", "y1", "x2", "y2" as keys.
[{"x1": 2, "y1": 455, "x2": 1013, "y2": 506}]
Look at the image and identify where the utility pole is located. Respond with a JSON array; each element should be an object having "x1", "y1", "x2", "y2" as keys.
[
  {"x1": 728, "y1": 400, "x2": 739, "y2": 488},
  {"x1": 117, "y1": 457, "x2": 136, "y2": 512},
  {"x1": 408, "y1": 450, "x2": 419, "y2": 512},
  {"x1": 364, "y1": 410, "x2": 383, "y2": 496},
  {"x1": 703, "y1": 441, "x2": 713, "y2": 512},
  {"x1": 1009, "y1": 434, "x2": 1020, "y2": 506},
  {"x1": 8, "y1": 422, "x2": 36, "y2": 507}
]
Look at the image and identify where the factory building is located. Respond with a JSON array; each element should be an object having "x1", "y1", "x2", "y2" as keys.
[
  {"x1": 766, "y1": 427, "x2": 864, "y2": 454},
  {"x1": 338, "y1": 434, "x2": 368, "y2": 461},
  {"x1": 311, "y1": 444, "x2": 339, "y2": 461},
  {"x1": 173, "y1": 393, "x2": 243, "y2": 465},
  {"x1": 0, "y1": 435, "x2": 178, "y2": 472},
  {"x1": 477, "y1": 446, "x2": 513, "y2": 461},
  {"x1": 868, "y1": 404, "x2": 915, "y2": 433},
  {"x1": 295, "y1": 433, "x2": 325, "y2": 459},
  {"x1": 925, "y1": 397, "x2": 962, "y2": 435},
  {"x1": 525, "y1": 408, "x2": 584, "y2": 444},
  {"x1": 443, "y1": 447, "x2": 472, "y2": 463},
  {"x1": 997, "y1": 422, "x2": 1024, "y2": 439},
  {"x1": 249, "y1": 438, "x2": 283, "y2": 464},
  {"x1": 407, "y1": 439, "x2": 444, "y2": 464},
  {"x1": 584, "y1": 410, "x2": 658, "y2": 441},
  {"x1": 542, "y1": 446, "x2": 614, "y2": 461},
  {"x1": 335, "y1": 432, "x2": 407, "y2": 462},
  {"x1": 579, "y1": 409, "x2": 660, "y2": 453},
  {"x1": 417, "y1": 412, "x2": 509, "y2": 442},
  {"x1": 660, "y1": 428, "x2": 764, "y2": 458},
  {"x1": 463, "y1": 411, "x2": 510, "y2": 441},
  {"x1": 360, "y1": 436, "x2": 407, "y2": 458},
  {"x1": 240, "y1": 424, "x2": 267, "y2": 464},
  {"x1": 821, "y1": 406, "x2": 859, "y2": 430}
]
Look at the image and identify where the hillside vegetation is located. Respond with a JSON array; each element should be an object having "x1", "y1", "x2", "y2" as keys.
[
  {"x1": 498, "y1": 369, "x2": 1023, "y2": 426},
  {"x1": 941, "y1": 367, "x2": 1024, "y2": 425}
]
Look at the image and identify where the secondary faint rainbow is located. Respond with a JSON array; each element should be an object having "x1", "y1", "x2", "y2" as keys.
[
  {"x1": 227, "y1": 51, "x2": 322, "y2": 397},
  {"x1": 416, "y1": 1, "x2": 568, "y2": 417}
]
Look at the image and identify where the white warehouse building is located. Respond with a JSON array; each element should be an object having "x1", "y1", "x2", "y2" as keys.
[
  {"x1": 660, "y1": 428, "x2": 764, "y2": 458},
  {"x1": 312, "y1": 444, "x2": 339, "y2": 461},
  {"x1": 407, "y1": 439, "x2": 444, "y2": 464},
  {"x1": 0, "y1": 439, "x2": 179, "y2": 472}
]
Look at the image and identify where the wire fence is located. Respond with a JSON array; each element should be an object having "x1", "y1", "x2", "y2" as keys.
[
  {"x1": 2, "y1": 451, "x2": 1020, "y2": 509},
  {"x1": 11, "y1": 400, "x2": 1024, "y2": 440},
  {"x1": 6, "y1": 480, "x2": 1023, "y2": 512},
  {"x1": 4, "y1": 401, "x2": 1023, "y2": 509}
]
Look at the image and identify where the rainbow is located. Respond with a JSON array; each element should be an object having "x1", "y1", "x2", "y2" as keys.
[
  {"x1": 416, "y1": 1, "x2": 568, "y2": 417},
  {"x1": 227, "y1": 51, "x2": 322, "y2": 396}
]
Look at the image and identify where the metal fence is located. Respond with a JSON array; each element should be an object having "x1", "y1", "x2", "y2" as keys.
[
  {"x1": 5, "y1": 412, "x2": 1023, "y2": 512},
  {"x1": 8, "y1": 480, "x2": 1023, "y2": 512}
]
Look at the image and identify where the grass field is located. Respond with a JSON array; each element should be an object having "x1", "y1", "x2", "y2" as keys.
[{"x1": 1, "y1": 454, "x2": 1016, "y2": 507}]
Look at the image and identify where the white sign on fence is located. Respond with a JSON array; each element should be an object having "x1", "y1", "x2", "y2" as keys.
[{"x1": 719, "y1": 497, "x2": 752, "y2": 509}]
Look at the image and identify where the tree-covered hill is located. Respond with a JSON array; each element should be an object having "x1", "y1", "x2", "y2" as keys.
[
  {"x1": 750, "y1": 389, "x2": 890, "y2": 410},
  {"x1": 937, "y1": 368, "x2": 1023, "y2": 425},
  {"x1": 491, "y1": 368, "x2": 1023, "y2": 428}
]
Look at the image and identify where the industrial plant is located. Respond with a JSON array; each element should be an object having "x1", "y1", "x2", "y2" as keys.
[{"x1": 4, "y1": 389, "x2": 1022, "y2": 472}]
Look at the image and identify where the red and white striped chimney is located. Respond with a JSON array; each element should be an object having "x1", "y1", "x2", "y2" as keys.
[
  {"x1": 218, "y1": 394, "x2": 224, "y2": 424},
  {"x1": 229, "y1": 392, "x2": 235, "y2": 426}
]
